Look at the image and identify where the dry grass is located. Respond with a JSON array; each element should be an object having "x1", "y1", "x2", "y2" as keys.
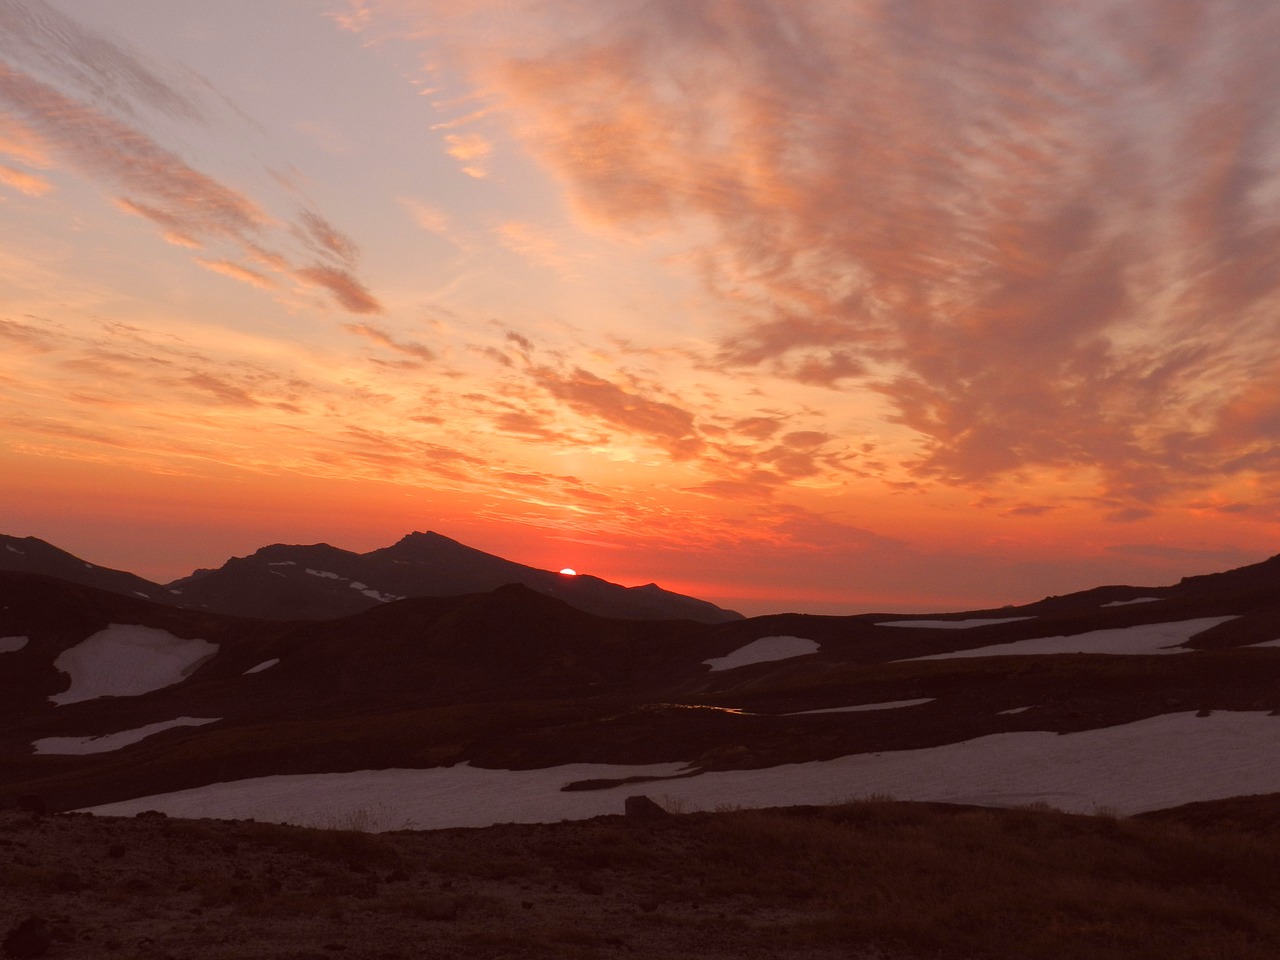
[
  {"x1": 679, "y1": 801, "x2": 1280, "y2": 959},
  {"x1": 5, "y1": 799, "x2": 1280, "y2": 959}
]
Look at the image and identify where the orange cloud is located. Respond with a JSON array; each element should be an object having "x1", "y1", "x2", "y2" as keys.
[{"x1": 0, "y1": 162, "x2": 51, "y2": 195}]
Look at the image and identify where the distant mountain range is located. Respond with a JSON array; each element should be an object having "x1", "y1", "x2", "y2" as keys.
[
  {"x1": 0, "y1": 531, "x2": 742, "y2": 623},
  {"x1": 2, "y1": 535, "x2": 1280, "y2": 827}
]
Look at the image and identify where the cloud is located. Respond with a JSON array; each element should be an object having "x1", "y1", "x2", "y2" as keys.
[
  {"x1": 0, "y1": 4, "x2": 383, "y2": 316},
  {"x1": 444, "y1": 132, "x2": 492, "y2": 178},
  {"x1": 373, "y1": 0, "x2": 1280, "y2": 511},
  {"x1": 529, "y1": 364, "x2": 704, "y2": 459},
  {"x1": 343, "y1": 323, "x2": 435, "y2": 363},
  {"x1": 294, "y1": 266, "x2": 382, "y2": 314},
  {"x1": 0, "y1": 0, "x2": 205, "y2": 123},
  {"x1": 196, "y1": 258, "x2": 277, "y2": 290},
  {"x1": 0, "y1": 162, "x2": 51, "y2": 195},
  {"x1": 297, "y1": 210, "x2": 360, "y2": 267}
]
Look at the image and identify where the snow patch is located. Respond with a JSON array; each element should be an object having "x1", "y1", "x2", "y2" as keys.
[
  {"x1": 78, "y1": 712, "x2": 1280, "y2": 829},
  {"x1": 998, "y1": 706, "x2": 1033, "y2": 715},
  {"x1": 50, "y1": 625, "x2": 219, "y2": 705},
  {"x1": 305, "y1": 569, "x2": 344, "y2": 580},
  {"x1": 349, "y1": 582, "x2": 400, "y2": 602},
  {"x1": 784, "y1": 699, "x2": 935, "y2": 715},
  {"x1": 133, "y1": 591, "x2": 151, "y2": 599},
  {"x1": 703, "y1": 636, "x2": 820, "y2": 672},
  {"x1": 1101, "y1": 597, "x2": 1163, "y2": 607},
  {"x1": 33, "y1": 717, "x2": 220, "y2": 755},
  {"x1": 244, "y1": 658, "x2": 280, "y2": 675},
  {"x1": 5, "y1": 544, "x2": 23, "y2": 554},
  {"x1": 0, "y1": 636, "x2": 29, "y2": 653},
  {"x1": 877, "y1": 617, "x2": 1035, "y2": 629},
  {"x1": 899, "y1": 616, "x2": 1236, "y2": 661},
  {"x1": 268, "y1": 561, "x2": 297, "y2": 566}
]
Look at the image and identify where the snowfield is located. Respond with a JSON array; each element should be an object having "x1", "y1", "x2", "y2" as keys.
[
  {"x1": 33, "y1": 717, "x2": 220, "y2": 755},
  {"x1": 899, "y1": 616, "x2": 1237, "y2": 661},
  {"x1": 783, "y1": 699, "x2": 935, "y2": 715},
  {"x1": 79, "y1": 711, "x2": 1280, "y2": 830},
  {"x1": 0, "y1": 635, "x2": 29, "y2": 653},
  {"x1": 50, "y1": 625, "x2": 218, "y2": 705},
  {"x1": 703, "y1": 636, "x2": 820, "y2": 671},
  {"x1": 876, "y1": 617, "x2": 1035, "y2": 628}
]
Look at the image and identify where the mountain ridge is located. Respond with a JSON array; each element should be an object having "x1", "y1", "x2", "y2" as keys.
[{"x1": 1, "y1": 530, "x2": 742, "y2": 624}]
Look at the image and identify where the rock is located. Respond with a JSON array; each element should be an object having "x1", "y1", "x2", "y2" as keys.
[
  {"x1": 3, "y1": 915, "x2": 52, "y2": 958},
  {"x1": 624, "y1": 795, "x2": 671, "y2": 820}
]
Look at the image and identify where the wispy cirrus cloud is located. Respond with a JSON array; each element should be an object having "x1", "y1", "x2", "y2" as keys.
[{"x1": 0, "y1": 0, "x2": 382, "y2": 315}]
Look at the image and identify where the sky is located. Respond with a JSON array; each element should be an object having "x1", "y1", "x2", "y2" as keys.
[{"x1": 2, "y1": 0, "x2": 1280, "y2": 616}]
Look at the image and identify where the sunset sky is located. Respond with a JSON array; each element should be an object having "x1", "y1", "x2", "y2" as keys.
[{"x1": 3, "y1": 0, "x2": 1280, "y2": 616}]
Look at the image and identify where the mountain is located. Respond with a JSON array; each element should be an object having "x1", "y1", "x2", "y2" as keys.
[
  {"x1": 0, "y1": 534, "x2": 169, "y2": 603},
  {"x1": 165, "y1": 531, "x2": 743, "y2": 623},
  {"x1": 3, "y1": 549, "x2": 1280, "y2": 824}
]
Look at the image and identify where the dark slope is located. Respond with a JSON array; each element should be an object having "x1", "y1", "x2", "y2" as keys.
[
  {"x1": 0, "y1": 534, "x2": 169, "y2": 603},
  {"x1": 164, "y1": 531, "x2": 743, "y2": 623}
]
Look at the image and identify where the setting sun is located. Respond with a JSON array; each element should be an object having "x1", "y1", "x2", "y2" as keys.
[{"x1": 559, "y1": 568, "x2": 578, "y2": 576}]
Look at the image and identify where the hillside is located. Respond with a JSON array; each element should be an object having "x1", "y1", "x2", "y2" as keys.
[{"x1": 2, "y1": 544, "x2": 1280, "y2": 825}]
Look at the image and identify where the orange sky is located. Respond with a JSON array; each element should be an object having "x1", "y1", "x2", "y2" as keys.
[{"x1": 2, "y1": 0, "x2": 1279, "y2": 616}]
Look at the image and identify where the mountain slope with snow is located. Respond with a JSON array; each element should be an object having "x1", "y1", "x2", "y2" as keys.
[{"x1": 2, "y1": 547, "x2": 1280, "y2": 828}]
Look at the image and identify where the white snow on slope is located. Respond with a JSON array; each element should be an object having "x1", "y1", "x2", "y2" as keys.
[
  {"x1": 900, "y1": 616, "x2": 1237, "y2": 661},
  {"x1": 784, "y1": 699, "x2": 935, "y2": 715},
  {"x1": 244, "y1": 658, "x2": 280, "y2": 675},
  {"x1": 33, "y1": 717, "x2": 220, "y2": 755},
  {"x1": 349, "y1": 582, "x2": 401, "y2": 602},
  {"x1": 50, "y1": 625, "x2": 218, "y2": 705},
  {"x1": 79, "y1": 711, "x2": 1280, "y2": 829},
  {"x1": 1101, "y1": 597, "x2": 1163, "y2": 607},
  {"x1": 877, "y1": 617, "x2": 1034, "y2": 629},
  {"x1": 0, "y1": 636, "x2": 29, "y2": 653},
  {"x1": 5, "y1": 544, "x2": 23, "y2": 554},
  {"x1": 306, "y1": 569, "x2": 343, "y2": 580},
  {"x1": 1248, "y1": 638, "x2": 1280, "y2": 648},
  {"x1": 703, "y1": 636, "x2": 820, "y2": 672}
]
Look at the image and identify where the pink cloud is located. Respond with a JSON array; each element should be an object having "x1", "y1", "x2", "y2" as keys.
[
  {"x1": 383, "y1": 0, "x2": 1280, "y2": 511},
  {"x1": 294, "y1": 266, "x2": 382, "y2": 315}
]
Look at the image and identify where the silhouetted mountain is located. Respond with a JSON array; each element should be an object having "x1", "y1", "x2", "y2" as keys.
[
  {"x1": 0, "y1": 534, "x2": 168, "y2": 603},
  {"x1": 165, "y1": 531, "x2": 743, "y2": 623}
]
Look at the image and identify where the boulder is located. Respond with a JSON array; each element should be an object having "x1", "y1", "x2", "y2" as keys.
[{"x1": 624, "y1": 795, "x2": 671, "y2": 820}]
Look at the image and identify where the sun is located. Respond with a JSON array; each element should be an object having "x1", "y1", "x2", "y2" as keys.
[{"x1": 559, "y1": 567, "x2": 578, "y2": 576}]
